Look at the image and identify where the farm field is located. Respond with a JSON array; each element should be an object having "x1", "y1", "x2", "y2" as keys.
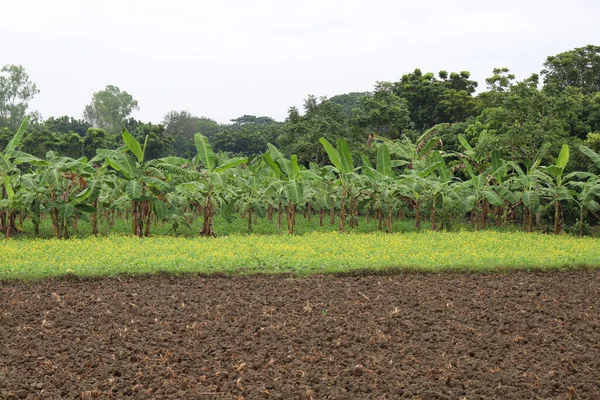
[
  {"x1": 2, "y1": 231, "x2": 600, "y2": 280},
  {"x1": 1, "y1": 270, "x2": 598, "y2": 399}
]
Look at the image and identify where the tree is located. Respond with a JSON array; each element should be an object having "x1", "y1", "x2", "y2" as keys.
[
  {"x1": 20, "y1": 126, "x2": 60, "y2": 158},
  {"x1": 132, "y1": 122, "x2": 173, "y2": 161},
  {"x1": 466, "y1": 74, "x2": 569, "y2": 163},
  {"x1": 329, "y1": 92, "x2": 368, "y2": 119},
  {"x1": 229, "y1": 115, "x2": 277, "y2": 125},
  {"x1": 43, "y1": 116, "x2": 91, "y2": 136},
  {"x1": 83, "y1": 85, "x2": 139, "y2": 135},
  {"x1": 212, "y1": 122, "x2": 282, "y2": 156},
  {"x1": 278, "y1": 96, "x2": 360, "y2": 165},
  {"x1": 542, "y1": 45, "x2": 600, "y2": 93},
  {"x1": 353, "y1": 81, "x2": 410, "y2": 139},
  {"x1": 393, "y1": 69, "x2": 478, "y2": 131},
  {"x1": 83, "y1": 128, "x2": 116, "y2": 159},
  {"x1": 0, "y1": 65, "x2": 40, "y2": 131},
  {"x1": 162, "y1": 111, "x2": 219, "y2": 158}
]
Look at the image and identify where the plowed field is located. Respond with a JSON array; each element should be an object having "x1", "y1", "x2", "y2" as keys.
[{"x1": 1, "y1": 270, "x2": 598, "y2": 399}]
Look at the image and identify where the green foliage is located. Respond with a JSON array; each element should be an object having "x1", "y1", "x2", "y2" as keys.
[
  {"x1": 212, "y1": 119, "x2": 282, "y2": 156},
  {"x1": 353, "y1": 82, "x2": 410, "y2": 139},
  {"x1": 83, "y1": 85, "x2": 139, "y2": 135},
  {"x1": 0, "y1": 65, "x2": 39, "y2": 131},
  {"x1": 542, "y1": 45, "x2": 600, "y2": 93},
  {"x1": 393, "y1": 69, "x2": 478, "y2": 131},
  {"x1": 194, "y1": 133, "x2": 215, "y2": 171},
  {"x1": 278, "y1": 96, "x2": 362, "y2": 165},
  {"x1": 163, "y1": 111, "x2": 220, "y2": 158}
]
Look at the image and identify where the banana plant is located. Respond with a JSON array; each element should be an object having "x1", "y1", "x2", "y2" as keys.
[
  {"x1": 94, "y1": 129, "x2": 172, "y2": 237},
  {"x1": 0, "y1": 117, "x2": 34, "y2": 235},
  {"x1": 319, "y1": 137, "x2": 356, "y2": 232},
  {"x1": 264, "y1": 143, "x2": 319, "y2": 234},
  {"x1": 508, "y1": 159, "x2": 544, "y2": 232},
  {"x1": 568, "y1": 145, "x2": 600, "y2": 236},
  {"x1": 235, "y1": 165, "x2": 267, "y2": 231},
  {"x1": 540, "y1": 144, "x2": 571, "y2": 234},
  {"x1": 194, "y1": 133, "x2": 247, "y2": 236},
  {"x1": 566, "y1": 172, "x2": 600, "y2": 236},
  {"x1": 375, "y1": 127, "x2": 446, "y2": 230},
  {"x1": 486, "y1": 151, "x2": 518, "y2": 226},
  {"x1": 1, "y1": 175, "x2": 24, "y2": 238},
  {"x1": 461, "y1": 159, "x2": 504, "y2": 231},
  {"x1": 29, "y1": 153, "x2": 98, "y2": 238},
  {"x1": 360, "y1": 144, "x2": 405, "y2": 232}
]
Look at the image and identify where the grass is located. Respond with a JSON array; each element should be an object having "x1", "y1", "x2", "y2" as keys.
[{"x1": 1, "y1": 230, "x2": 599, "y2": 280}]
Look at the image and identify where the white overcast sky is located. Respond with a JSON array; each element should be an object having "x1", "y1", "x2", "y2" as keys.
[{"x1": 2, "y1": 0, "x2": 600, "y2": 124}]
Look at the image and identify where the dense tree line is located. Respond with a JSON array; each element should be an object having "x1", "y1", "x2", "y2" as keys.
[{"x1": 1, "y1": 45, "x2": 600, "y2": 171}]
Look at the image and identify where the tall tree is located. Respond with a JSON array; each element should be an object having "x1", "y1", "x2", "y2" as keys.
[
  {"x1": 83, "y1": 85, "x2": 139, "y2": 135},
  {"x1": 329, "y1": 92, "x2": 368, "y2": 119},
  {"x1": 393, "y1": 69, "x2": 478, "y2": 131},
  {"x1": 162, "y1": 111, "x2": 219, "y2": 158},
  {"x1": 353, "y1": 81, "x2": 410, "y2": 139},
  {"x1": 542, "y1": 45, "x2": 600, "y2": 94},
  {"x1": 467, "y1": 74, "x2": 569, "y2": 163},
  {"x1": 278, "y1": 96, "x2": 360, "y2": 164},
  {"x1": 0, "y1": 65, "x2": 40, "y2": 131}
]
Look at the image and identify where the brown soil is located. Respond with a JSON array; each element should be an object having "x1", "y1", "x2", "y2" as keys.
[{"x1": 1, "y1": 270, "x2": 599, "y2": 399}]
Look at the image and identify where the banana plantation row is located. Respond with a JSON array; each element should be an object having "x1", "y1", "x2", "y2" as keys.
[{"x1": 1, "y1": 118, "x2": 600, "y2": 239}]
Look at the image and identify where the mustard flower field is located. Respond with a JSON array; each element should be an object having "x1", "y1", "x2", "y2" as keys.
[{"x1": 1, "y1": 231, "x2": 599, "y2": 280}]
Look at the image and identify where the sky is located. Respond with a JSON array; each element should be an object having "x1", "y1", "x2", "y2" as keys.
[{"x1": 2, "y1": 0, "x2": 600, "y2": 124}]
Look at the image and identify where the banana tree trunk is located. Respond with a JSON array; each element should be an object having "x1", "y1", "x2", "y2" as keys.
[
  {"x1": 287, "y1": 202, "x2": 296, "y2": 234},
  {"x1": 387, "y1": 204, "x2": 393, "y2": 233},
  {"x1": 278, "y1": 201, "x2": 283, "y2": 229},
  {"x1": 554, "y1": 199, "x2": 560, "y2": 234},
  {"x1": 51, "y1": 208, "x2": 60, "y2": 238},
  {"x1": 415, "y1": 201, "x2": 421, "y2": 230},
  {"x1": 50, "y1": 191, "x2": 61, "y2": 238},
  {"x1": 330, "y1": 198, "x2": 335, "y2": 225},
  {"x1": 349, "y1": 200, "x2": 357, "y2": 228},
  {"x1": 72, "y1": 215, "x2": 79, "y2": 233},
  {"x1": 339, "y1": 194, "x2": 346, "y2": 232},
  {"x1": 91, "y1": 199, "x2": 99, "y2": 235},
  {"x1": 481, "y1": 200, "x2": 488, "y2": 230},
  {"x1": 144, "y1": 201, "x2": 151, "y2": 237},
  {"x1": 132, "y1": 200, "x2": 144, "y2": 237},
  {"x1": 5, "y1": 212, "x2": 11, "y2": 239},
  {"x1": 495, "y1": 206, "x2": 503, "y2": 226},
  {"x1": 319, "y1": 209, "x2": 324, "y2": 226},
  {"x1": 200, "y1": 200, "x2": 216, "y2": 237},
  {"x1": 430, "y1": 203, "x2": 436, "y2": 231}
]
